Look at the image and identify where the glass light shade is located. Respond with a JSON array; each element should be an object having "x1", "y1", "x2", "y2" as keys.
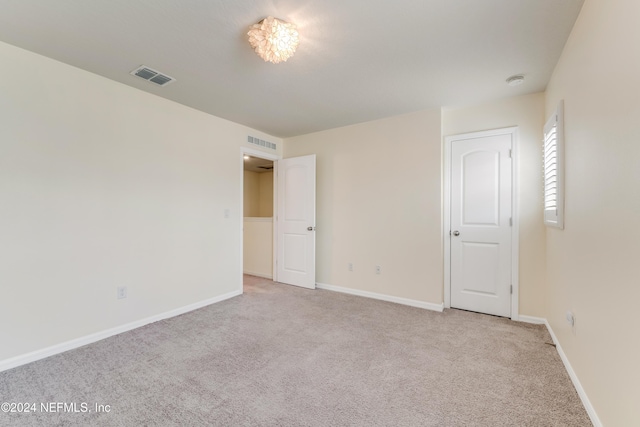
[{"x1": 248, "y1": 16, "x2": 299, "y2": 64}]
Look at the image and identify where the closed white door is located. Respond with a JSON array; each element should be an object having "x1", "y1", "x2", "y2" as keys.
[
  {"x1": 450, "y1": 134, "x2": 512, "y2": 317},
  {"x1": 276, "y1": 155, "x2": 316, "y2": 289}
]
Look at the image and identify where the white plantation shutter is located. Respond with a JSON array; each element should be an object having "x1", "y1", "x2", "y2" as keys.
[
  {"x1": 544, "y1": 121, "x2": 558, "y2": 210},
  {"x1": 543, "y1": 101, "x2": 564, "y2": 229}
]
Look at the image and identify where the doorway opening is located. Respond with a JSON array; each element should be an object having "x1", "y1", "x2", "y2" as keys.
[
  {"x1": 239, "y1": 148, "x2": 317, "y2": 292},
  {"x1": 242, "y1": 154, "x2": 275, "y2": 281}
]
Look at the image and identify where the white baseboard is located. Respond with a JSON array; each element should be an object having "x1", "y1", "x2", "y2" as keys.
[
  {"x1": 492, "y1": 313, "x2": 602, "y2": 425},
  {"x1": 0, "y1": 289, "x2": 242, "y2": 373},
  {"x1": 516, "y1": 317, "x2": 602, "y2": 427},
  {"x1": 543, "y1": 319, "x2": 602, "y2": 427},
  {"x1": 0, "y1": 286, "x2": 602, "y2": 427},
  {"x1": 517, "y1": 315, "x2": 547, "y2": 325},
  {"x1": 316, "y1": 282, "x2": 444, "y2": 312},
  {"x1": 242, "y1": 270, "x2": 273, "y2": 280}
]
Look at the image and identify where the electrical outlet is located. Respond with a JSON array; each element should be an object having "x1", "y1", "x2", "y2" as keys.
[
  {"x1": 224, "y1": 209, "x2": 230, "y2": 219},
  {"x1": 375, "y1": 265, "x2": 381, "y2": 275},
  {"x1": 566, "y1": 311, "x2": 575, "y2": 327},
  {"x1": 117, "y1": 286, "x2": 128, "y2": 299},
  {"x1": 348, "y1": 263, "x2": 353, "y2": 271}
]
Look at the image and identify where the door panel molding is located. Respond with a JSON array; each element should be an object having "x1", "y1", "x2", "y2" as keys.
[{"x1": 444, "y1": 127, "x2": 519, "y2": 320}]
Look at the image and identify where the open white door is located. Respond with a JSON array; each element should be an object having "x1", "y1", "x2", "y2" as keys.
[{"x1": 276, "y1": 155, "x2": 316, "y2": 289}]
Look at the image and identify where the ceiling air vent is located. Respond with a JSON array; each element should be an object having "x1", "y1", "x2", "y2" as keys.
[{"x1": 130, "y1": 65, "x2": 176, "y2": 87}]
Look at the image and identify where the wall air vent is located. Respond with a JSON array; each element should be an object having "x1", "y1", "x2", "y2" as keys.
[
  {"x1": 247, "y1": 135, "x2": 277, "y2": 151},
  {"x1": 130, "y1": 65, "x2": 176, "y2": 87}
]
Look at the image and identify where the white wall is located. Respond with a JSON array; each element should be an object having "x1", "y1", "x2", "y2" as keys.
[
  {"x1": 544, "y1": 0, "x2": 640, "y2": 424},
  {"x1": 442, "y1": 93, "x2": 546, "y2": 317},
  {"x1": 0, "y1": 41, "x2": 281, "y2": 363},
  {"x1": 284, "y1": 110, "x2": 443, "y2": 305}
]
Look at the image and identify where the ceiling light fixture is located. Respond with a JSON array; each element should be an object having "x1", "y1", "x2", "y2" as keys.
[
  {"x1": 506, "y1": 75, "x2": 525, "y2": 86},
  {"x1": 244, "y1": 155, "x2": 251, "y2": 160},
  {"x1": 248, "y1": 16, "x2": 299, "y2": 64}
]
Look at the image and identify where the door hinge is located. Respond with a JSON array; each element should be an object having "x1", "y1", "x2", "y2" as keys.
[
  {"x1": 509, "y1": 149, "x2": 512, "y2": 158},
  {"x1": 509, "y1": 217, "x2": 513, "y2": 226},
  {"x1": 510, "y1": 285, "x2": 513, "y2": 295}
]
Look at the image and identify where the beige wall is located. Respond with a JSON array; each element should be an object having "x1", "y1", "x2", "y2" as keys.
[
  {"x1": 284, "y1": 109, "x2": 443, "y2": 304},
  {"x1": 243, "y1": 170, "x2": 273, "y2": 217},
  {"x1": 243, "y1": 170, "x2": 273, "y2": 277},
  {"x1": 544, "y1": 0, "x2": 640, "y2": 424},
  {"x1": 0, "y1": 41, "x2": 281, "y2": 362},
  {"x1": 4, "y1": 4, "x2": 638, "y2": 421},
  {"x1": 243, "y1": 218, "x2": 273, "y2": 278},
  {"x1": 243, "y1": 171, "x2": 260, "y2": 217},
  {"x1": 258, "y1": 171, "x2": 274, "y2": 217},
  {"x1": 442, "y1": 93, "x2": 546, "y2": 317}
]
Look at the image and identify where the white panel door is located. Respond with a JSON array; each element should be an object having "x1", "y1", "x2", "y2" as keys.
[
  {"x1": 276, "y1": 155, "x2": 316, "y2": 289},
  {"x1": 450, "y1": 134, "x2": 512, "y2": 317}
]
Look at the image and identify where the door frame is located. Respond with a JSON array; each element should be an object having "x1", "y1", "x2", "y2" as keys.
[
  {"x1": 443, "y1": 127, "x2": 520, "y2": 320},
  {"x1": 240, "y1": 147, "x2": 281, "y2": 290}
]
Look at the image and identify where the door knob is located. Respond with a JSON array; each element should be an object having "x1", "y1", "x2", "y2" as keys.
[
  {"x1": 452, "y1": 230, "x2": 460, "y2": 236},
  {"x1": 307, "y1": 226, "x2": 316, "y2": 231}
]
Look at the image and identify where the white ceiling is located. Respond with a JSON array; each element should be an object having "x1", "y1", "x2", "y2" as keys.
[{"x1": 0, "y1": 0, "x2": 583, "y2": 138}]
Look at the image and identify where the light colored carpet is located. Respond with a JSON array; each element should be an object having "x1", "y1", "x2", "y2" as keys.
[{"x1": 0, "y1": 275, "x2": 591, "y2": 426}]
